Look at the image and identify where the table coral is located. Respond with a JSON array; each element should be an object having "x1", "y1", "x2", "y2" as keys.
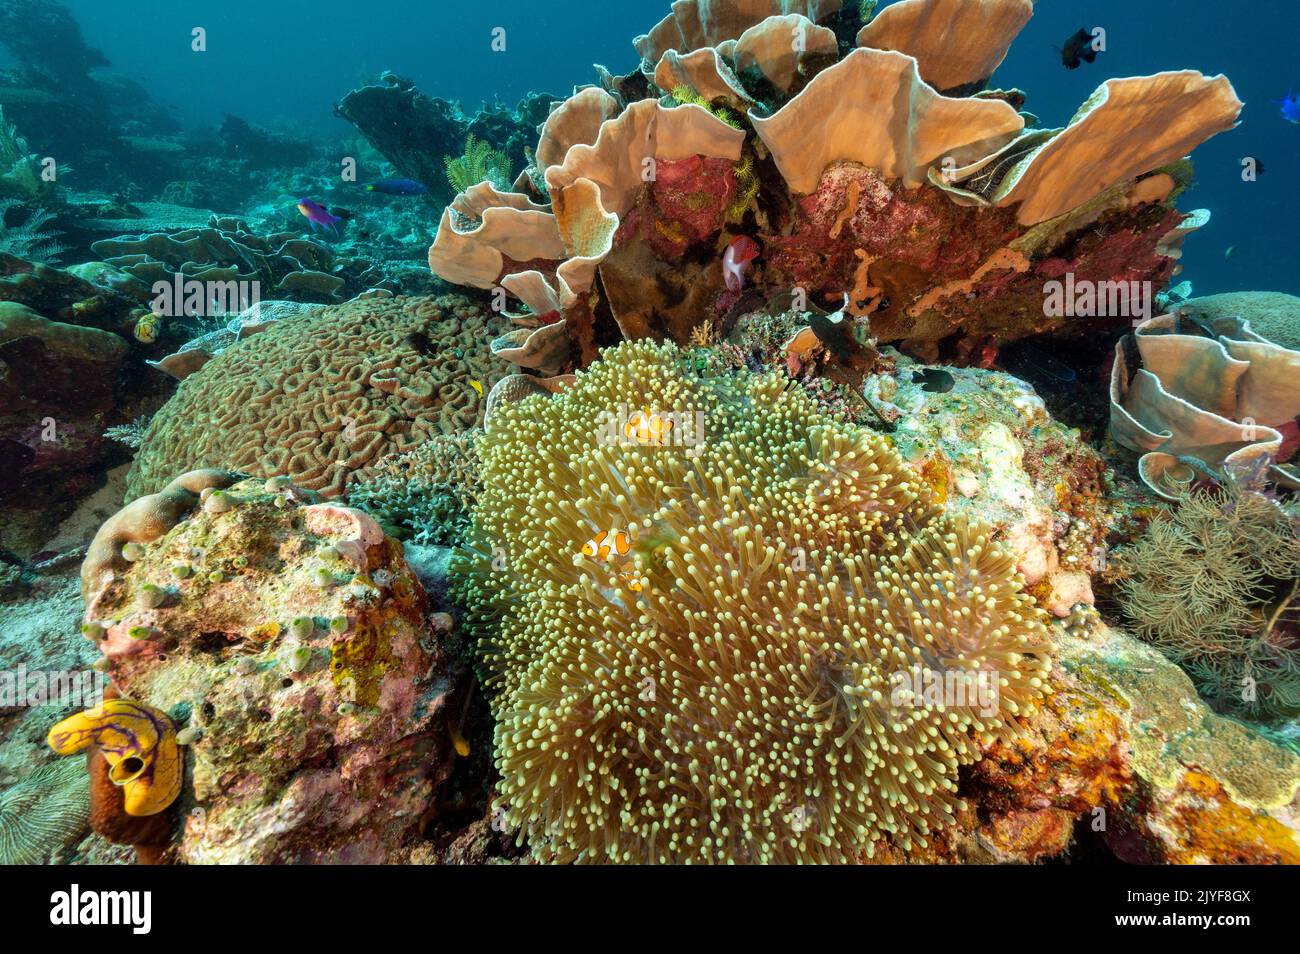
[
  {"x1": 89, "y1": 216, "x2": 384, "y2": 305},
  {"x1": 1109, "y1": 308, "x2": 1300, "y2": 497},
  {"x1": 126, "y1": 294, "x2": 513, "y2": 500}
]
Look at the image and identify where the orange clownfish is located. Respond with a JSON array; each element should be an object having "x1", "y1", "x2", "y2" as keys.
[
  {"x1": 581, "y1": 526, "x2": 644, "y2": 594},
  {"x1": 581, "y1": 527, "x2": 633, "y2": 561},
  {"x1": 624, "y1": 406, "x2": 674, "y2": 446}
]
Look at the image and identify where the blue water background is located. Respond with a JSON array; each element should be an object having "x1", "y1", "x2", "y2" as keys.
[{"x1": 3, "y1": 0, "x2": 1293, "y2": 297}]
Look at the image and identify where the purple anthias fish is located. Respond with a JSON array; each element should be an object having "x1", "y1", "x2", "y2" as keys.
[
  {"x1": 366, "y1": 178, "x2": 428, "y2": 196},
  {"x1": 297, "y1": 198, "x2": 343, "y2": 233},
  {"x1": 1277, "y1": 91, "x2": 1300, "y2": 123}
]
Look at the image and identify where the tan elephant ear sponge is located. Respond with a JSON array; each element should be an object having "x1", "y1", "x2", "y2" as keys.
[{"x1": 456, "y1": 340, "x2": 1053, "y2": 863}]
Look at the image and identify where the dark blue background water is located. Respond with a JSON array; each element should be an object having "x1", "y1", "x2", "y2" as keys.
[{"x1": 8, "y1": 0, "x2": 1296, "y2": 297}]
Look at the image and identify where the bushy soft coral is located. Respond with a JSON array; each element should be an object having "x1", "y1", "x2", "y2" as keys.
[{"x1": 1114, "y1": 484, "x2": 1300, "y2": 720}]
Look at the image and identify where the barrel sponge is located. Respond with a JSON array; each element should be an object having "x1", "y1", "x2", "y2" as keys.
[
  {"x1": 126, "y1": 295, "x2": 513, "y2": 501},
  {"x1": 456, "y1": 340, "x2": 1053, "y2": 863}
]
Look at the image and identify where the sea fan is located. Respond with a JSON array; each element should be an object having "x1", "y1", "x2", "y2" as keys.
[
  {"x1": 443, "y1": 134, "x2": 511, "y2": 194},
  {"x1": 0, "y1": 198, "x2": 65, "y2": 262}
]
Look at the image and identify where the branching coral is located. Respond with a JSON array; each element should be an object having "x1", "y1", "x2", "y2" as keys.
[
  {"x1": 444, "y1": 134, "x2": 512, "y2": 194},
  {"x1": 455, "y1": 340, "x2": 1052, "y2": 863},
  {"x1": 103, "y1": 415, "x2": 152, "y2": 449},
  {"x1": 348, "y1": 430, "x2": 482, "y2": 547},
  {"x1": 1114, "y1": 484, "x2": 1300, "y2": 720}
]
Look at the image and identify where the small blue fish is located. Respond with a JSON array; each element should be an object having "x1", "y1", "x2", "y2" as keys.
[
  {"x1": 365, "y1": 178, "x2": 429, "y2": 196},
  {"x1": 1276, "y1": 91, "x2": 1300, "y2": 123}
]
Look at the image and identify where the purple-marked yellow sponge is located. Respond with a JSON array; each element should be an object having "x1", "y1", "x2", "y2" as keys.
[{"x1": 47, "y1": 699, "x2": 182, "y2": 817}]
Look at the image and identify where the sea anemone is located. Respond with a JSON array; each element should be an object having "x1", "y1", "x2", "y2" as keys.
[{"x1": 455, "y1": 341, "x2": 1051, "y2": 863}]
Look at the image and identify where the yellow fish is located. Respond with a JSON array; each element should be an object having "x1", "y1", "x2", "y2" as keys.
[
  {"x1": 133, "y1": 311, "x2": 161, "y2": 344},
  {"x1": 624, "y1": 406, "x2": 673, "y2": 446},
  {"x1": 449, "y1": 722, "x2": 471, "y2": 757},
  {"x1": 449, "y1": 681, "x2": 475, "y2": 757},
  {"x1": 469, "y1": 379, "x2": 483, "y2": 398},
  {"x1": 47, "y1": 698, "x2": 182, "y2": 816},
  {"x1": 581, "y1": 526, "x2": 633, "y2": 561}
]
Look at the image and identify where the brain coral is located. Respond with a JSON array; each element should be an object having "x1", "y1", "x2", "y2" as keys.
[
  {"x1": 457, "y1": 340, "x2": 1053, "y2": 863},
  {"x1": 127, "y1": 295, "x2": 513, "y2": 500}
]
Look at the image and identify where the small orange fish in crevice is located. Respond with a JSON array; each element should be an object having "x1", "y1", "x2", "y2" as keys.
[{"x1": 448, "y1": 680, "x2": 475, "y2": 757}]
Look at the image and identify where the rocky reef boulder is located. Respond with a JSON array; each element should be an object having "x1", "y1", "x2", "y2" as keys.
[
  {"x1": 79, "y1": 473, "x2": 464, "y2": 863},
  {"x1": 957, "y1": 622, "x2": 1300, "y2": 865},
  {"x1": 0, "y1": 301, "x2": 128, "y2": 539},
  {"x1": 870, "y1": 360, "x2": 1112, "y2": 616},
  {"x1": 336, "y1": 72, "x2": 556, "y2": 208},
  {"x1": 0, "y1": 252, "x2": 183, "y2": 552}
]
